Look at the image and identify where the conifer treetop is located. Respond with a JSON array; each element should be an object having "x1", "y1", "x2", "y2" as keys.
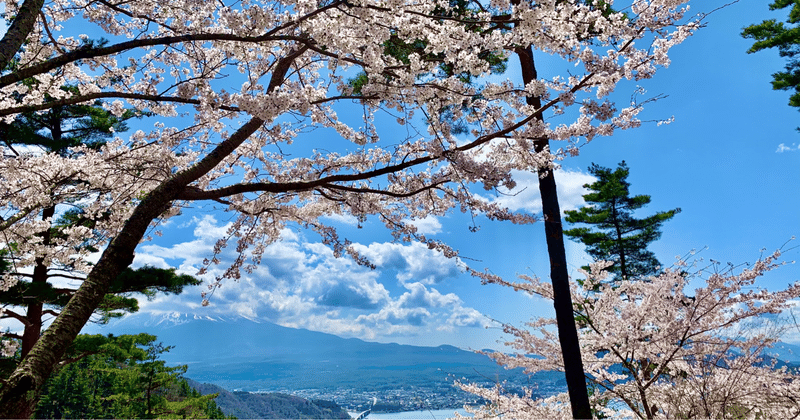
[{"x1": 564, "y1": 161, "x2": 681, "y2": 280}]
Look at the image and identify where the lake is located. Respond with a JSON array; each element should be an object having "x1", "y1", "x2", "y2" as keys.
[{"x1": 350, "y1": 408, "x2": 469, "y2": 419}]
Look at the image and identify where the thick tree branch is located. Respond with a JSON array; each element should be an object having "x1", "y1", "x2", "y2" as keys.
[
  {"x1": 47, "y1": 274, "x2": 88, "y2": 282},
  {"x1": 0, "y1": 92, "x2": 242, "y2": 117},
  {"x1": 0, "y1": 308, "x2": 31, "y2": 327},
  {"x1": 0, "y1": 206, "x2": 38, "y2": 233},
  {"x1": 319, "y1": 181, "x2": 447, "y2": 198},
  {"x1": 0, "y1": 332, "x2": 23, "y2": 340},
  {"x1": 0, "y1": 0, "x2": 45, "y2": 70},
  {"x1": 0, "y1": 1, "x2": 343, "y2": 89}
]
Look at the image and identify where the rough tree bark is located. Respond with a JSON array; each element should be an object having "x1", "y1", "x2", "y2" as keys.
[
  {"x1": 516, "y1": 45, "x2": 592, "y2": 419},
  {"x1": 0, "y1": 0, "x2": 46, "y2": 70}
]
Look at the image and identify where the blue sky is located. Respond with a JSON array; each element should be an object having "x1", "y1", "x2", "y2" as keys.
[{"x1": 75, "y1": 0, "x2": 800, "y2": 351}]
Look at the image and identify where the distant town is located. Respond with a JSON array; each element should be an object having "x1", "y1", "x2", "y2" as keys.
[
  {"x1": 285, "y1": 384, "x2": 483, "y2": 413},
  {"x1": 265, "y1": 376, "x2": 566, "y2": 413}
]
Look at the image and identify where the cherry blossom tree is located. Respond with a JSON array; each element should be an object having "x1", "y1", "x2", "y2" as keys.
[
  {"x1": 0, "y1": 88, "x2": 204, "y2": 364},
  {"x1": 0, "y1": 0, "x2": 702, "y2": 416},
  {"x1": 459, "y1": 248, "x2": 800, "y2": 419}
]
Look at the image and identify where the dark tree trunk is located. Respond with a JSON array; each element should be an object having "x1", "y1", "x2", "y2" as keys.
[
  {"x1": 516, "y1": 45, "x2": 592, "y2": 419},
  {"x1": 21, "y1": 205, "x2": 56, "y2": 359},
  {"x1": 0, "y1": 0, "x2": 46, "y2": 70},
  {"x1": 610, "y1": 203, "x2": 629, "y2": 280}
]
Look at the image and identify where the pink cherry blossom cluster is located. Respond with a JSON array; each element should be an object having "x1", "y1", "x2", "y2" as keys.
[{"x1": 462, "y1": 248, "x2": 800, "y2": 418}]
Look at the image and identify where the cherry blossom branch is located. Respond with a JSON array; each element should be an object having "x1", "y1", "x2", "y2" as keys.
[
  {"x1": 39, "y1": 12, "x2": 67, "y2": 56},
  {"x1": 0, "y1": 92, "x2": 242, "y2": 117},
  {"x1": 176, "y1": 72, "x2": 595, "y2": 201},
  {"x1": 94, "y1": 0, "x2": 179, "y2": 33},
  {"x1": 0, "y1": 33, "x2": 315, "y2": 89},
  {"x1": 318, "y1": 181, "x2": 447, "y2": 199},
  {"x1": 0, "y1": 207, "x2": 38, "y2": 233}
]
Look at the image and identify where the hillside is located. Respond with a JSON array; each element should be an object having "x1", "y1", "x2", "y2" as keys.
[
  {"x1": 104, "y1": 315, "x2": 541, "y2": 392},
  {"x1": 187, "y1": 380, "x2": 350, "y2": 419}
]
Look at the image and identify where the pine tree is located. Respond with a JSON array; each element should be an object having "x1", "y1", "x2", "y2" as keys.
[
  {"x1": 743, "y1": 0, "x2": 800, "y2": 115},
  {"x1": 564, "y1": 161, "x2": 681, "y2": 281},
  {"x1": 34, "y1": 333, "x2": 229, "y2": 419},
  {"x1": 0, "y1": 85, "x2": 137, "y2": 155}
]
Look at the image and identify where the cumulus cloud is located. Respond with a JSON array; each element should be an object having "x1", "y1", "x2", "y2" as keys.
[
  {"x1": 399, "y1": 282, "x2": 460, "y2": 308},
  {"x1": 317, "y1": 283, "x2": 387, "y2": 310},
  {"x1": 404, "y1": 216, "x2": 443, "y2": 235},
  {"x1": 349, "y1": 281, "x2": 473, "y2": 335},
  {"x1": 489, "y1": 168, "x2": 595, "y2": 214},
  {"x1": 352, "y1": 242, "x2": 462, "y2": 285},
  {"x1": 357, "y1": 305, "x2": 431, "y2": 327},
  {"x1": 130, "y1": 215, "x2": 483, "y2": 343},
  {"x1": 443, "y1": 307, "x2": 488, "y2": 329},
  {"x1": 131, "y1": 253, "x2": 172, "y2": 269}
]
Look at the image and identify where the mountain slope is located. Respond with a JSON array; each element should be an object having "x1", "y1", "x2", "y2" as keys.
[
  {"x1": 98, "y1": 314, "x2": 541, "y2": 392},
  {"x1": 762, "y1": 341, "x2": 800, "y2": 363}
]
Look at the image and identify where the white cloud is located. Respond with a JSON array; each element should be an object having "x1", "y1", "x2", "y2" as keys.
[
  {"x1": 129, "y1": 215, "x2": 484, "y2": 343},
  {"x1": 356, "y1": 304, "x2": 431, "y2": 328},
  {"x1": 320, "y1": 213, "x2": 359, "y2": 226},
  {"x1": 281, "y1": 313, "x2": 375, "y2": 339},
  {"x1": 353, "y1": 241, "x2": 461, "y2": 285},
  {"x1": 489, "y1": 169, "x2": 595, "y2": 214},
  {"x1": 399, "y1": 282, "x2": 460, "y2": 308},
  {"x1": 0, "y1": 316, "x2": 22, "y2": 336},
  {"x1": 131, "y1": 253, "x2": 171, "y2": 269},
  {"x1": 404, "y1": 216, "x2": 443, "y2": 235},
  {"x1": 776, "y1": 143, "x2": 800, "y2": 153},
  {"x1": 442, "y1": 307, "x2": 489, "y2": 330},
  {"x1": 193, "y1": 214, "x2": 232, "y2": 240}
]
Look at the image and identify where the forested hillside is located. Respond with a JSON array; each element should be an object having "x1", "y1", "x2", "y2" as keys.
[
  {"x1": 23, "y1": 332, "x2": 350, "y2": 419},
  {"x1": 188, "y1": 380, "x2": 350, "y2": 419},
  {"x1": 33, "y1": 334, "x2": 228, "y2": 419}
]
